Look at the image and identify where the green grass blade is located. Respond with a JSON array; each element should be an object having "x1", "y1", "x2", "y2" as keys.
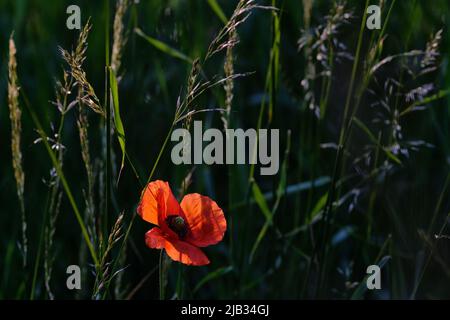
[
  {"x1": 207, "y1": 0, "x2": 228, "y2": 24},
  {"x1": 250, "y1": 131, "x2": 290, "y2": 262},
  {"x1": 252, "y1": 181, "x2": 273, "y2": 223},
  {"x1": 109, "y1": 67, "x2": 126, "y2": 183},
  {"x1": 352, "y1": 117, "x2": 378, "y2": 143},
  {"x1": 231, "y1": 176, "x2": 330, "y2": 210},
  {"x1": 193, "y1": 266, "x2": 233, "y2": 293},
  {"x1": 249, "y1": 221, "x2": 270, "y2": 263},
  {"x1": 307, "y1": 193, "x2": 328, "y2": 225},
  {"x1": 353, "y1": 117, "x2": 402, "y2": 165},
  {"x1": 400, "y1": 89, "x2": 450, "y2": 116},
  {"x1": 135, "y1": 28, "x2": 192, "y2": 63},
  {"x1": 268, "y1": 0, "x2": 281, "y2": 122},
  {"x1": 249, "y1": 180, "x2": 272, "y2": 263},
  {"x1": 248, "y1": 3, "x2": 278, "y2": 180},
  {"x1": 273, "y1": 130, "x2": 290, "y2": 213}
]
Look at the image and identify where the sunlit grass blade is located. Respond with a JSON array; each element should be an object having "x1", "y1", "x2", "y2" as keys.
[
  {"x1": 207, "y1": 0, "x2": 228, "y2": 25},
  {"x1": 267, "y1": 0, "x2": 281, "y2": 122},
  {"x1": 135, "y1": 28, "x2": 192, "y2": 63},
  {"x1": 307, "y1": 193, "x2": 328, "y2": 225},
  {"x1": 109, "y1": 67, "x2": 126, "y2": 183},
  {"x1": 251, "y1": 181, "x2": 273, "y2": 223},
  {"x1": 249, "y1": 182, "x2": 274, "y2": 263}
]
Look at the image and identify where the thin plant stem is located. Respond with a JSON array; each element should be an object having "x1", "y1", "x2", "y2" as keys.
[
  {"x1": 316, "y1": 0, "x2": 370, "y2": 297},
  {"x1": 159, "y1": 250, "x2": 166, "y2": 300},
  {"x1": 21, "y1": 91, "x2": 99, "y2": 267},
  {"x1": 410, "y1": 173, "x2": 450, "y2": 298}
]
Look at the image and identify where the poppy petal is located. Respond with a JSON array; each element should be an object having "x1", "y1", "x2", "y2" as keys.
[
  {"x1": 144, "y1": 227, "x2": 166, "y2": 249},
  {"x1": 180, "y1": 193, "x2": 226, "y2": 247},
  {"x1": 164, "y1": 237, "x2": 210, "y2": 266},
  {"x1": 145, "y1": 228, "x2": 209, "y2": 266},
  {"x1": 137, "y1": 180, "x2": 182, "y2": 229}
]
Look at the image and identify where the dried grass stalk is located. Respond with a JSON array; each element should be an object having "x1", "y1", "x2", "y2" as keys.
[
  {"x1": 111, "y1": 0, "x2": 129, "y2": 77},
  {"x1": 44, "y1": 191, "x2": 62, "y2": 299},
  {"x1": 206, "y1": 0, "x2": 275, "y2": 60},
  {"x1": 93, "y1": 213, "x2": 125, "y2": 299},
  {"x1": 77, "y1": 102, "x2": 96, "y2": 245},
  {"x1": 303, "y1": 0, "x2": 313, "y2": 29},
  {"x1": 221, "y1": 29, "x2": 236, "y2": 130},
  {"x1": 8, "y1": 33, "x2": 27, "y2": 266},
  {"x1": 60, "y1": 20, "x2": 104, "y2": 116},
  {"x1": 77, "y1": 105, "x2": 94, "y2": 200}
]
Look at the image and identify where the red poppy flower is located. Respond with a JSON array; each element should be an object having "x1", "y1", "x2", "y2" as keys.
[{"x1": 137, "y1": 180, "x2": 226, "y2": 266}]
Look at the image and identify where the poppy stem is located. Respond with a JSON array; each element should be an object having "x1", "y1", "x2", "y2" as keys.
[{"x1": 159, "y1": 250, "x2": 168, "y2": 300}]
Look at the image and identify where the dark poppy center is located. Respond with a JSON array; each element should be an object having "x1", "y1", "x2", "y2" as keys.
[{"x1": 165, "y1": 215, "x2": 188, "y2": 239}]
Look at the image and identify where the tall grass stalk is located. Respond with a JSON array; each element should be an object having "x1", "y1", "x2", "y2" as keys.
[
  {"x1": 31, "y1": 70, "x2": 73, "y2": 300},
  {"x1": 339, "y1": 0, "x2": 397, "y2": 170},
  {"x1": 21, "y1": 91, "x2": 99, "y2": 267},
  {"x1": 222, "y1": 26, "x2": 236, "y2": 281},
  {"x1": 92, "y1": 213, "x2": 124, "y2": 299},
  {"x1": 110, "y1": 0, "x2": 130, "y2": 298},
  {"x1": 111, "y1": 0, "x2": 129, "y2": 77},
  {"x1": 316, "y1": 0, "x2": 370, "y2": 297},
  {"x1": 8, "y1": 33, "x2": 27, "y2": 268}
]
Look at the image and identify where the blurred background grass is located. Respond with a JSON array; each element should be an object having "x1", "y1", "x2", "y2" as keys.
[{"x1": 0, "y1": 0, "x2": 449, "y2": 299}]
